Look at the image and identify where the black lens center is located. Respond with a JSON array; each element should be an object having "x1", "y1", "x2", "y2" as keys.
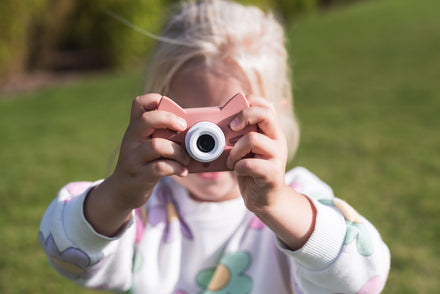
[{"x1": 197, "y1": 134, "x2": 216, "y2": 153}]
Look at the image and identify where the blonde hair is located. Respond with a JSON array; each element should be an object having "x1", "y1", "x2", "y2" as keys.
[{"x1": 145, "y1": 0, "x2": 299, "y2": 159}]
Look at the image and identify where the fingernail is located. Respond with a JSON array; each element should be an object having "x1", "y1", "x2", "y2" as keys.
[
  {"x1": 230, "y1": 118, "x2": 239, "y2": 130},
  {"x1": 178, "y1": 118, "x2": 187, "y2": 130},
  {"x1": 179, "y1": 167, "x2": 188, "y2": 177}
]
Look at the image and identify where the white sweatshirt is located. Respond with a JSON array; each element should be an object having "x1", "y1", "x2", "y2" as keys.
[{"x1": 39, "y1": 167, "x2": 390, "y2": 294}]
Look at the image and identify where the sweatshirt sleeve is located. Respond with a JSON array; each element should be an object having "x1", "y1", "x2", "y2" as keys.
[
  {"x1": 38, "y1": 181, "x2": 136, "y2": 291},
  {"x1": 278, "y1": 167, "x2": 390, "y2": 293}
]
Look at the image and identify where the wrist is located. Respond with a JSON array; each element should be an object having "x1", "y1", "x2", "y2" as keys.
[
  {"x1": 84, "y1": 178, "x2": 133, "y2": 237},
  {"x1": 107, "y1": 172, "x2": 156, "y2": 210},
  {"x1": 102, "y1": 174, "x2": 133, "y2": 211},
  {"x1": 252, "y1": 185, "x2": 317, "y2": 250},
  {"x1": 246, "y1": 183, "x2": 289, "y2": 215}
]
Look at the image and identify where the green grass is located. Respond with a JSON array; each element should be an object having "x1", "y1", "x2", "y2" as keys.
[
  {"x1": 1, "y1": 0, "x2": 439, "y2": 292},
  {"x1": 0, "y1": 72, "x2": 143, "y2": 293},
  {"x1": 287, "y1": 0, "x2": 440, "y2": 292}
]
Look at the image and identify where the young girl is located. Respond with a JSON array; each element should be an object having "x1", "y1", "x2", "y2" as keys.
[{"x1": 39, "y1": 0, "x2": 390, "y2": 293}]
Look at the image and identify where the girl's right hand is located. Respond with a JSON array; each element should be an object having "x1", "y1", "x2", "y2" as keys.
[
  {"x1": 84, "y1": 93, "x2": 190, "y2": 236},
  {"x1": 110, "y1": 93, "x2": 191, "y2": 209}
]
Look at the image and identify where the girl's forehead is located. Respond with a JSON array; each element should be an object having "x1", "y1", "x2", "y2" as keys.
[{"x1": 168, "y1": 62, "x2": 250, "y2": 108}]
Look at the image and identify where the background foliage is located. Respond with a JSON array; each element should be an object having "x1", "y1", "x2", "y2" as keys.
[
  {"x1": 0, "y1": 0, "x2": 47, "y2": 78},
  {"x1": 0, "y1": 0, "x2": 361, "y2": 81}
]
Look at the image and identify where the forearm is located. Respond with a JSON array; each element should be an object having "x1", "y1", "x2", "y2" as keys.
[
  {"x1": 253, "y1": 185, "x2": 316, "y2": 251},
  {"x1": 84, "y1": 176, "x2": 135, "y2": 237}
]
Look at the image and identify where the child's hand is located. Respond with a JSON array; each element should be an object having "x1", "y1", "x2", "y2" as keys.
[
  {"x1": 227, "y1": 95, "x2": 316, "y2": 250},
  {"x1": 110, "y1": 93, "x2": 191, "y2": 209},
  {"x1": 84, "y1": 93, "x2": 190, "y2": 236},
  {"x1": 227, "y1": 95, "x2": 288, "y2": 212}
]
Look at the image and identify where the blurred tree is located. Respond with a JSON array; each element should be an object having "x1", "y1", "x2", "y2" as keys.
[
  {"x1": 29, "y1": 0, "x2": 167, "y2": 71},
  {"x1": 0, "y1": 0, "x2": 48, "y2": 78},
  {"x1": 29, "y1": 0, "x2": 76, "y2": 70}
]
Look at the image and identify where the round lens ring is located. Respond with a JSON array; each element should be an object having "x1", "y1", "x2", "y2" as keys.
[{"x1": 185, "y1": 121, "x2": 226, "y2": 163}]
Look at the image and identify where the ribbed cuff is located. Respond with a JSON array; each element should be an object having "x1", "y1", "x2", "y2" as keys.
[
  {"x1": 276, "y1": 199, "x2": 346, "y2": 270},
  {"x1": 63, "y1": 184, "x2": 134, "y2": 253}
]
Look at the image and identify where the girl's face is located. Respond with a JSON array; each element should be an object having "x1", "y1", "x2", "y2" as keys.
[{"x1": 167, "y1": 62, "x2": 250, "y2": 202}]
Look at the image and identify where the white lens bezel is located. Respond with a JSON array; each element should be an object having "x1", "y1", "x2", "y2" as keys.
[{"x1": 185, "y1": 121, "x2": 225, "y2": 163}]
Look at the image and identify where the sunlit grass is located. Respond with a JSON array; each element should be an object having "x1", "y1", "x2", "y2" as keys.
[{"x1": 288, "y1": 0, "x2": 439, "y2": 292}]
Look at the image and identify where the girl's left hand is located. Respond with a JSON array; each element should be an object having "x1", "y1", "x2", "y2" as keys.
[{"x1": 226, "y1": 95, "x2": 288, "y2": 213}]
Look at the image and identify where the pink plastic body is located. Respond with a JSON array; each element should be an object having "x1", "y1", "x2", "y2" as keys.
[{"x1": 152, "y1": 93, "x2": 257, "y2": 173}]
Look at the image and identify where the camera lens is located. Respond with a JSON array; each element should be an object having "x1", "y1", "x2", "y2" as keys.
[
  {"x1": 185, "y1": 121, "x2": 226, "y2": 163},
  {"x1": 196, "y1": 134, "x2": 215, "y2": 153}
]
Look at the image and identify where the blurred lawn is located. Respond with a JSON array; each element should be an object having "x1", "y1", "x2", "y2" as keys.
[{"x1": 0, "y1": 0, "x2": 439, "y2": 293}]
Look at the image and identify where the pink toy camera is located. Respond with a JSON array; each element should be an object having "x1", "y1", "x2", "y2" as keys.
[{"x1": 152, "y1": 93, "x2": 256, "y2": 173}]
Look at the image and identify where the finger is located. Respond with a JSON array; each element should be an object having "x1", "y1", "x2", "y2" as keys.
[
  {"x1": 138, "y1": 138, "x2": 190, "y2": 166},
  {"x1": 131, "y1": 93, "x2": 163, "y2": 119},
  {"x1": 143, "y1": 110, "x2": 187, "y2": 133},
  {"x1": 144, "y1": 159, "x2": 189, "y2": 179},
  {"x1": 230, "y1": 106, "x2": 281, "y2": 140},
  {"x1": 245, "y1": 94, "x2": 277, "y2": 113},
  {"x1": 227, "y1": 132, "x2": 274, "y2": 169},
  {"x1": 131, "y1": 110, "x2": 187, "y2": 139},
  {"x1": 234, "y1": 157, "x2": 276, "y2": 180}
]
